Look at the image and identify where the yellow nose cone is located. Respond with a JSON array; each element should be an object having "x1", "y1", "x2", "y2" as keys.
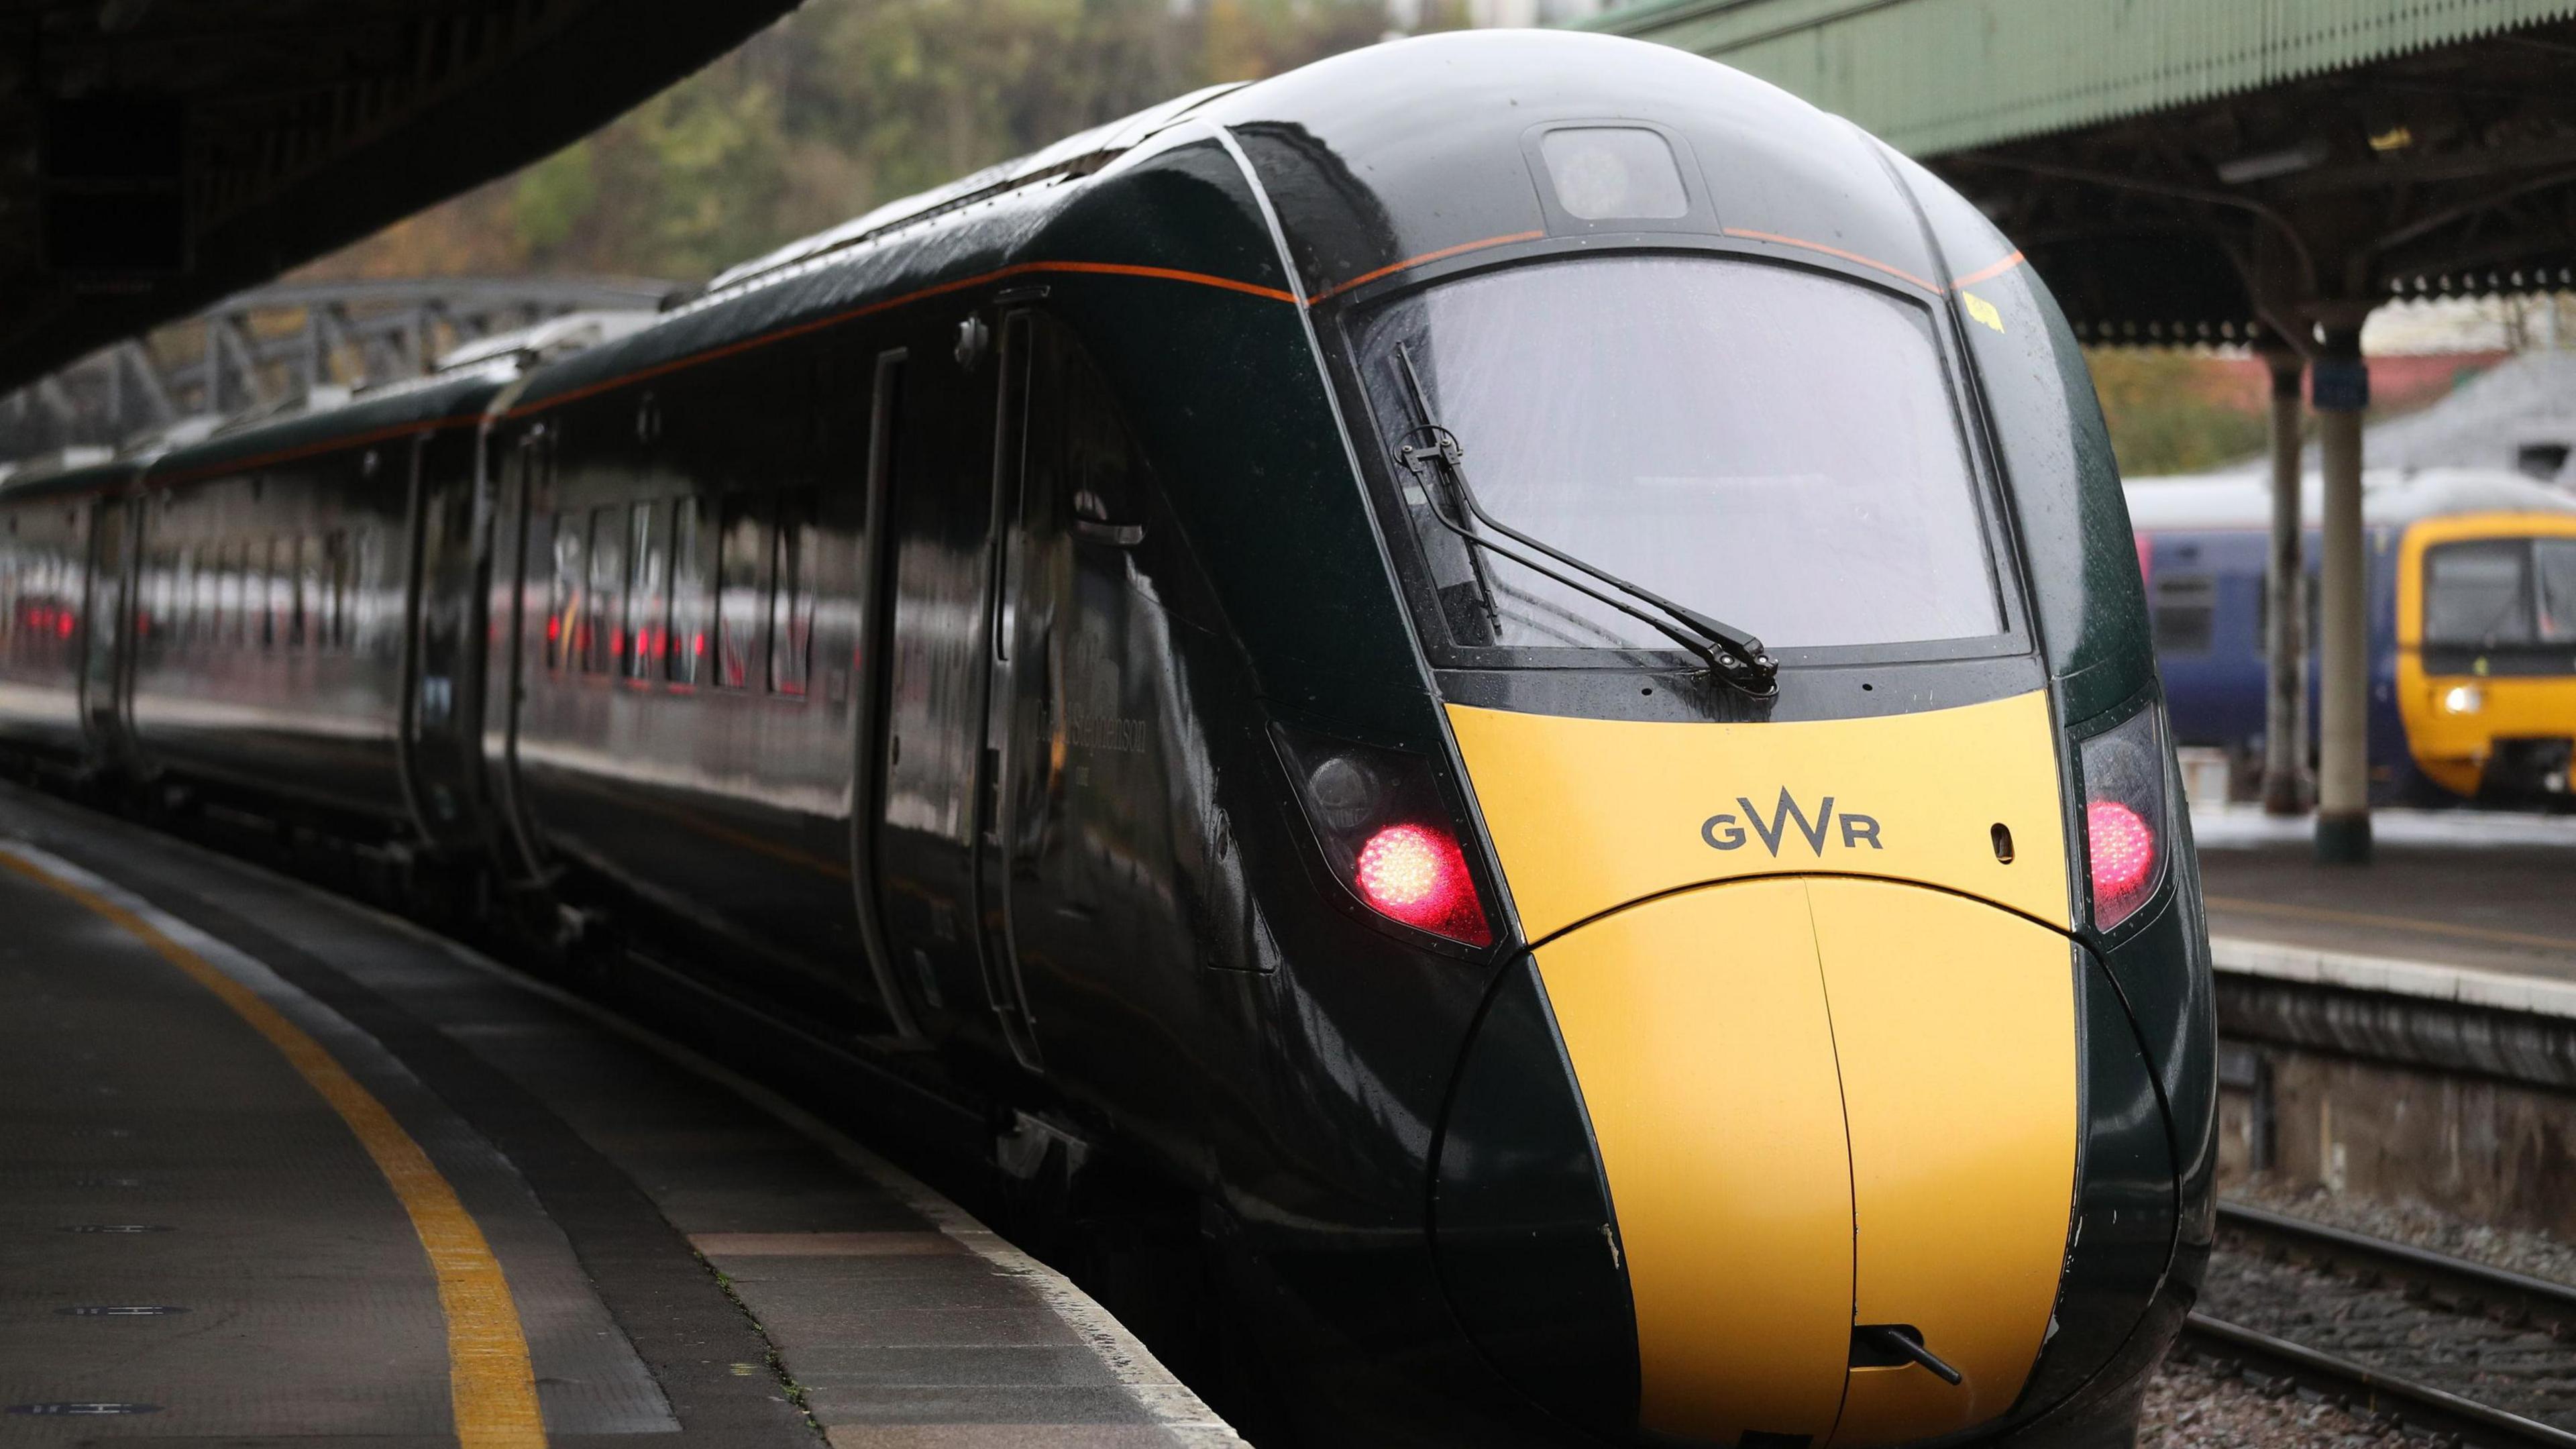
[{"x1": 1532, "y1": 878, "x2": 2077, "y2": 1446}]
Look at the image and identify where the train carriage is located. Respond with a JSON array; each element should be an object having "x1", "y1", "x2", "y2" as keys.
[
  {"x1": 2131, "y1": 469, "x2": 2576, "y2": 804},
  {"x1": 0, "y1": 32, "x2": 2210, "y2": 1448}
]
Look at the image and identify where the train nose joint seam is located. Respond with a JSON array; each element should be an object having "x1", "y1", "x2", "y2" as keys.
[{"x1": 1849, "y1": 1324, "x2": 1966, "y2": 1386}]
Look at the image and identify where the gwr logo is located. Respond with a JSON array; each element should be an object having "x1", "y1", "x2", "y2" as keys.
[{"x1": 1703, "y1": 790, "x2": 1884, "y2": 856}]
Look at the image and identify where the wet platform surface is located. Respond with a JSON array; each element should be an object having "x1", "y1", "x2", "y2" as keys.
[
  {"x1": 0, "y1": 782, "x2": 1234, "y2": 1447},
  {"x1": 2193, "y1": 805, "x2": 2576, "y2": 983}
]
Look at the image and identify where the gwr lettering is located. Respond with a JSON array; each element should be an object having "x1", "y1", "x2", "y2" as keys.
[{"x1": 1701, "y1": 789, "x2": 1883, "y2": 856}]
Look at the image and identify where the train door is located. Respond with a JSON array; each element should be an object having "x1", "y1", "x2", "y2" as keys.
[
  {"x1": 983, "y1": 314, "x2": 1175, "y2": 1101},
  {"x1": 483, "y1": 427, "x2": 553, "y2": 883},
  {"x1": 850, "y1": 351, "x2": 928, "y2": 1043},
  {"x1": 973, "y1": 309, "x2": 1049, "y2": 1071},
  {"x1": 875, "y1": 316, "x2": 1013, "y2": 1059},
  {"x1": 78, "y1": 495, "x2": 136, "y2": 765},
  {"x1": 401, "y1": 426, "x2": 490, "y2": 849}
]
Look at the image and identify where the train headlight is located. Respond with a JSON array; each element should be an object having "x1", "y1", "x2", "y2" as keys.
[
  {"x1": 2442, "y1": 684, "x2": 2484, "y2": 714},
  {"x1": 1274, "y1": 722, "x2": 1495, "y2": 948},
  {"x1": 2078, "y1": 706, "x2": 2171, "y2": 932}
]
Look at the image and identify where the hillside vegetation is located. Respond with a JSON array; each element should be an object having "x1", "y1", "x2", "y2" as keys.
[{"x1": 311, "y1": 0, "x2": 1409, "y2": 284}]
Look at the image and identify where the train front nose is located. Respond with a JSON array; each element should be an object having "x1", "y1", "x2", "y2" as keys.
[{"x1": 1436, "y1": 695, "x2": 2086, "y2": 1445}]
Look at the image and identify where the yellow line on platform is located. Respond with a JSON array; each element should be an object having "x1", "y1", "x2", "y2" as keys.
[
  {"x1": 0, "y1": 851, "x2": 546, "y2": 1448},
  {"x1": 2207, "y1": 893, "x2": 2576, "y2": 956}
]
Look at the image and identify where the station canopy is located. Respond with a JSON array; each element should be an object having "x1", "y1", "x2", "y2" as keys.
[
  {"x1": 0, "y1": 0, "x2": 800, "y2": 394},
  {"x1": 1584, "y1": 0, "x2": 2576, "y2": 343}
]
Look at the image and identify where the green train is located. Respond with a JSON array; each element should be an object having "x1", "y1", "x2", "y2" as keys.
[{"x1": 0, "y1": 32, "x2": 2210, "y2": 1447}]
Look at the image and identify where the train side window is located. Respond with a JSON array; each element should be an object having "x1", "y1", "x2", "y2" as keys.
[
  {"x1": 769, "y1": 488, "x2": 816, "y2": 696},
  {"x1": 293, "y1": 535, "x2": 321, "y2": 649},
  {"x1": 191, "y1": 543, "x2": 212, "y2": 647},
  {"x1": 670, "y1": 496, "x2": 707, "y2": 684},
  {"x1": 548, "y1": 511, "x2": 583, "y2": 671},
  {"x1": 586, "y1": 506, "x2": 626, "y2": 673},
  {"x1": 716, "y1": 491, "x2": 773, "y2": 690},
  {"x1": 627, "y1": 500, "x2": 668, "y2": 681},
  {"x1": 2535, "y1": 539, "x2": 2576, "y2": 643},
  {"x1": 168, "y1": 546, "x2": 190, "y2": 647},
  {"x1": 213, "y1": 541, "x2": 233, "y2": 646},
  {"x1": 230, "y1": 539, "x2": 252, "y2": 647},
  {"x1": 2425, "y1": 540, "x2": 2533, "y2": 645},
  {"x1": 2152, "y1": 574, "x2": 2214, "y2": 653},
  {"x1": 187, "y1": 544, "x2": 207, "y2": 647},
  {"x1": 326, "y1": 531, "x2": 352, "y2": 649},
  {"x1": 262, "y1": 537, "x2": 286, "y2": 650}
]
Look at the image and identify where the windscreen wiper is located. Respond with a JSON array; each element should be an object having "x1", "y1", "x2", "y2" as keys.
[{"x1": 1390, "y1": 343, "x2": 1778, "y2": 695}]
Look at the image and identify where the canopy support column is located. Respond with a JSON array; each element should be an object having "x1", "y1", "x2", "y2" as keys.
[
  {"x1": 2312, "y1": 321, "x2": 2372, "y2": 864},
  {"x1": 2258, "y1": 336, "x2": 2308, "y2": 816}
]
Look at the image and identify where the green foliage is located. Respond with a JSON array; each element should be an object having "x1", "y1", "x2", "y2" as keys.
[
  {"x1": 2086, "y1": 348, "x2": 2269, "y2": 478},
  {"x1": 510, "y1": 142, "x2": 598, "y2": 256},
  {"x1": 323, "y1": 0, "x2": 1407, "y2": 283}
]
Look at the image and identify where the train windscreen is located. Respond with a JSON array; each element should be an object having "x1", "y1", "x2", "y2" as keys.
[
  {"x1": 1353, "y1": 254, "x2": 2002, "y2": 657},
  {"x1": 2424, "y1": 537, "x2": 2576, "y2": 646}
]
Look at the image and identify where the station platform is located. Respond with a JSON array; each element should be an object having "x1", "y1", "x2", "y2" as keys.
[
  {"x1": 2193, "y1": 804, "x2": 2576, "y2": 988},
  {"x1": 0, "y1": 783, "x2": 1236, "y2": 1447}
]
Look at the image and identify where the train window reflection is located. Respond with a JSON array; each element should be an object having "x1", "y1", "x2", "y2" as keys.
[
  {"x1": 2151, "y1": 575, "x2": 2214, "y2": 654},
  {"x1": 2538, "y1": 541, "x2": 2576, "y2": 643},
  {"x1": 264, "y1": 537, "x2": 287, "y2": 650},
  {"x1": 671, "y1": 497, "x2": 706, "y2": 684},
  {"x1": 172, "y1": 547, "x2": 193, "y2": 646},
  {"x1": 218, "y1": 542, "x2": 240, "y2": 646},
  {"x1": 716, "y1": 492, "x2": 772, "y2": 690},
  {"x1": 295, "y1": 535, "x2": 323, "y2": 649},
  {"x1": 548, "y1": 512, "x2": 582, "y2": 671},
  {"x1": 627, "y1": 501, "x2": 668, "y2": 680},
  {"x1": 2426, "y1": 537, "x2": 2576, "y2": 647},
  {"x1": 586, "y1": 506, "x2": 625, "y2": 673},
  {"x1": 1356, "y1": 254, "x2": 2001, "y2": 655},
  {"x1": 770, "y1": 488, "x2": 815, "y2": 696},
  {"x1": 327, "y1": 531, "x2": 352, "y2": 649},
  {"x1": 2426, "y1": 540, "x2": 2533, "y2": 645}
]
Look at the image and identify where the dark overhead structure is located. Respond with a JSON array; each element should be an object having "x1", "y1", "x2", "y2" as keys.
[
  {"x1": 0, "y1": 0, "x2": 800, "y2": 395},
  {"x1": 1589, "y1": 0, "x2": 2576, "y2": 863}
]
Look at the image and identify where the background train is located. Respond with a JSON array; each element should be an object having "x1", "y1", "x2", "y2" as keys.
[
  {"x1": 2129, "y1": 468, "x2": 2576, "y2": 804},
  {"x1": 0, "y1": 32, "x2": 2210, "y2": 1448}
]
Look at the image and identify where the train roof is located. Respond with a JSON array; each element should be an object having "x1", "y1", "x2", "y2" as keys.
[
  {"x1": 2123, "y1": 467, "x2": 2576, "y2": 533},
  {"x1": 146, "y1": 361, "x2": 521, "y2": 485},
  {"x1": 510, "y1": 30, "x2": 1989, "y2": 417},
  {"x1": 0, "y1": 446, "x2": 145, "y2": 504}
]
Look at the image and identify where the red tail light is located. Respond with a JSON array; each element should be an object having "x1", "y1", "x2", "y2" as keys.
[
  {"x1": 1356, "y1": 823, "x2": 1485, "y2": 941},
  {"x1": 1275, "y1": 724, "x2": 1495, "y2": 948},
  {"x1": 2078, "y1": 707, "x2": 2171, "y2": 930},
  {"x1": 2084, "y1": 801, "x2": 2155, "y2": 899}
]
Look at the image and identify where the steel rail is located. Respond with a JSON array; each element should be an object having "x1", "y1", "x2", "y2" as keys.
[
  {"x1": 2181, "y1": 1313, "x2": 2576, "y2": 1449},
  {"x1": 2219, "y1": 1200, "x2": 2576, "y2": 1334},
  {"x1": 2186, "y1": 1200, "x2": 2576, "y2": 1448}
]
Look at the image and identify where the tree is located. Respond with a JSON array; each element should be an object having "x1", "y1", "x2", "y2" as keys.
[{"x1": 310, "y1": 0, "x2": 1403, "y2": 284}]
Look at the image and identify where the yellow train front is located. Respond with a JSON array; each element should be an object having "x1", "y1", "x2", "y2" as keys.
[
  {"x1": 2134, "y1": 474, "x2": 2576, "y2": 805},
  {"x1": 1212, "y1": 33, "x2": 2214, "y2": 1448},
  {"x1": 2398, "y1": 511, "x2": 2576, "y2": 800}
]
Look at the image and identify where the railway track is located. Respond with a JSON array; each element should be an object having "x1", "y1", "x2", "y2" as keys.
[{"x1": 2178, "y1": 1201, "x2": 2576, "y2": 1447}]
